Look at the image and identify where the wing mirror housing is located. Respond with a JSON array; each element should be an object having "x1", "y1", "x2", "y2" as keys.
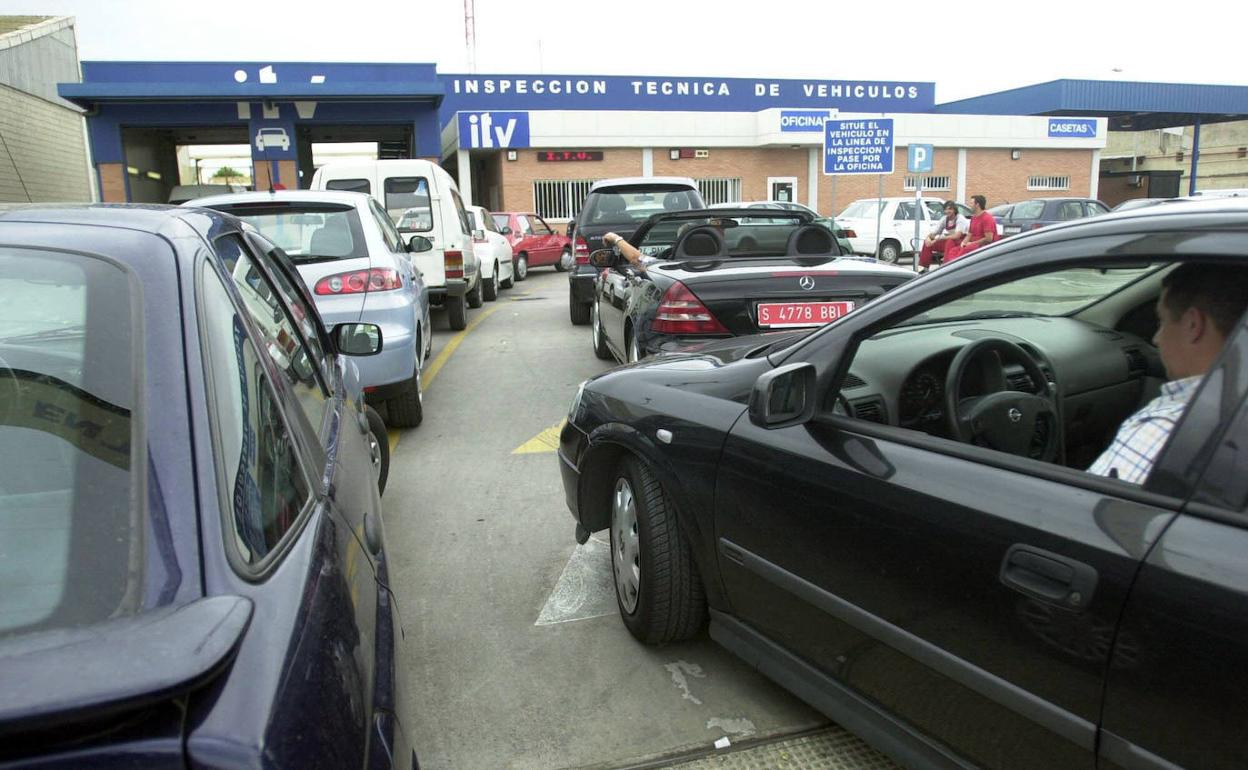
[
  {"x1": 334, "y1": 323, "x2": 383, "y2": 356},
  {"x1": 407, "y1": 235, "x2": 433, "y2": 253},
  {"x1": 499, "y1": 225, "x2": 512, "y2": 235},
  {"x1": 588, "y1": 248, "x2": 620, "y2": 269},
  {"x1": 471, "y1": 229, "x2": 486, "y2": 242},
  {"x1": 749, "y1": 362, "x2": 818, "y2": 429}
]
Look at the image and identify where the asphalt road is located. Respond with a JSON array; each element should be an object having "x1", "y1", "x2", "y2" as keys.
[{"x1": 381, "y1": 269, "x2": 827, "y2": 770}]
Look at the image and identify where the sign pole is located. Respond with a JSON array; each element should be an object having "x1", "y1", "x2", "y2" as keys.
[
  {"x1": 875, "y1": 174, "x2": 883, "y2": 258},
  {"x1": 914, "y1": 176, "x2": 922, "y2": 267}
]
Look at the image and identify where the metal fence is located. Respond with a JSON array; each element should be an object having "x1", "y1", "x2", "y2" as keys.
[
  {"x1": 533, "y1": 179, "x2": 601, "y2": 219},
  {"x1": 696, "y1": 177, "x2": 742, "y2": 205},
  {"x1": 1027, "y1": 175, "x2": 1071, "y2": 191}
]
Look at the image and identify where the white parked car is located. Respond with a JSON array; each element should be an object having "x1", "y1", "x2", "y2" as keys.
[
  {"x1": 838, "y1": 197, "x2": 973, "y2": 262},
  {"x1": 312, "y1": 159, "x2": 483, "y2": 331},
  {"x1": 465, "y1": 204, "x2": 516, "y2": 301}
]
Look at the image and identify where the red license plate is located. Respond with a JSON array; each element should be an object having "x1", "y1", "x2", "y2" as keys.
[{"x1": 757, "y1": 301, "x2": 855, "y2": 328}]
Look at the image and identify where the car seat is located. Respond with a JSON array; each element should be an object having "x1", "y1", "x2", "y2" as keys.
[
  {"x1": 672, "y1": 226, "x2": 728, "y2": 259},
  {"x1": 785, "y1": 225, "x2": 838, "y2": 256},
  {"x1": 662, "y1": 192, "x2": 690, "y2": 211},
  {"x1": 309, "y1": 224, "x2": 353, "y2": 257},
  {"x1": 594, "y1": 194, "x2": 627, "y2": 222}
]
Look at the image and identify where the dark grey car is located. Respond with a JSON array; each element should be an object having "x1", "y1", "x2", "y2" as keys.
[{"x1": 997, "y1": 197, "x2": 1110, "y2": 236}]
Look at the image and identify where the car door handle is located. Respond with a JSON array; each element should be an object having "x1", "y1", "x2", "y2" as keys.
[{"x1": 999, "y1": 544, "x2": 1098, "y2": 609}]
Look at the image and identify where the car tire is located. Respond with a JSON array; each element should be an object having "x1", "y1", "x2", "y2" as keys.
[
  {"x1": 555, "y1": 247, "x2": 574, "y2": 272},
  {"x1": 386, "y1": 370, "x2": 423, "y2": 429},
  {"x1": 515, "y1": 254, "x2": 529, "y2": 282},
  {"x1": 447, "y1": 294, "x2": 468, "y2": 331},
  {"x1": 467, "y1": 275, "x2": 484, "y2": 308},
  {"x1": 610, "y1": 455, "x2": 706, "y2": 644},
  {"x1": 592, "y1": 299, "x2": 613, "y2": 361},
  {"x1": 877, "y1": 240, "x2": 902, "y2": 263},
  {"x1": 570, "y1": 287, "x2": 591, "y2": 325},
  {"x1": 626, "y1": 327, "x2": 642, "y2": 363},
  {"x1": 364, "y1": 405, "x2": 390, "y2": 495},
  {"x1": 483, "y1": 265, "x2": 499, "y2": 302}
]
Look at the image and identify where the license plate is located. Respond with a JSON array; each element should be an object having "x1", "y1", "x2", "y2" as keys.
[
  {"x1": 1004, "y1": 226, "x2": 1021, "y2": 235},
  {"x1": 757, "y1": 301, "x2": 855, "y2": 328}
]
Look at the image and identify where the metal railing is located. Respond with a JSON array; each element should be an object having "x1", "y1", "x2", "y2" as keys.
[
  {"x1": 1027, "y1": 175, "x2": 1071, "y2": 191},
  {"x1": 696, "y1": 177, "x2": 742, "y2": 205},
  {"x1": 533, "y1": 179, "x2": 601, "y2": 219}
]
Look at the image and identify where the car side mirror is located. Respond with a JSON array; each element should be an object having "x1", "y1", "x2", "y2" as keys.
[
  {"x1": 588, "y1": 248, "x2": 619, "y2": 268},
  {"x1": 472, "y1": 229, "x2": 485, "y2": 241},
  {"x1": 749, "y1": 362, "x2": 817, "y2": 429},
  {"x1": 499, "y1": 226, "x2": 512, "y2": 235},
  {"x1": 407, "y1": 235, "x2": 432, "y2": 253},
  {"x1": 334, "y1": 323, "x2": 383, "y2": 356}
]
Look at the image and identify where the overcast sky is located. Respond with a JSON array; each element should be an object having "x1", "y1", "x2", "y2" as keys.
[{"x1": 10, "y1": 0, "x2": 1246, "y2": 103}]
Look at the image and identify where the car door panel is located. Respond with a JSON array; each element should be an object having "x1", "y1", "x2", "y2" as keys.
[{"x1": 715, "y1": 416, "x2": 1174, "y2": 769}]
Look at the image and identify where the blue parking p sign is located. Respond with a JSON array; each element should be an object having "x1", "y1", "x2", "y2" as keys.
[{"x1": 908, "y1": 144, "x2": 933, "y2": 173}]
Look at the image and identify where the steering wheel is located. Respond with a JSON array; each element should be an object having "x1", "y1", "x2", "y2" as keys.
[{"x1": 944, "y1": 337, "x2": 1061, "y2": 462}]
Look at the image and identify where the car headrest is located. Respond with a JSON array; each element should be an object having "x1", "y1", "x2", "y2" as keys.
[
  {"x1": 673, "y1": 226, "x2": 728, "y2": 259},
  {"x1": 663, "y1": 192, "x2": 690, "y2": 211},
  {"x1": 309, "y1": 225, "x2": 354, "y2": 257},
  {"x1": 785, "y1": 225, "x2": 837, "y2": 256},
  {"x1": 596, "y1": 194, "x2": 626, "y2": 215}
]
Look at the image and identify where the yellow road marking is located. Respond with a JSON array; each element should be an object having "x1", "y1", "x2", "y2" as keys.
[
  {"x1": 513, "y1": 419, "x2": 567, "y2": 455},
  {"x1": 387, "y1": 303, "x2": 503, "y2": 454}
]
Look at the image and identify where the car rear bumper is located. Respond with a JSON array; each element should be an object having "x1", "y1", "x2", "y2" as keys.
[
  {"x1": 429, "y1": 279, "x2": 468, "y2": 302},
  {"x1": 569, "y1": 269, "x2": 596, "y2": 304}
]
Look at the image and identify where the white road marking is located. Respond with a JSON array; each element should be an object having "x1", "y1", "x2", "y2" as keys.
[
  {"x1": 535, "y1": 536, "x2": 616, "y2": 626},
  {"x1": 665, "y1": 660, "x2": 707, "y2": 705},
  {"x1": 707, "y1": 717, "x2": 757, "y2": 738}
]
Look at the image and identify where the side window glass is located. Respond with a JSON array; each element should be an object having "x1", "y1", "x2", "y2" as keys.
[
  {"x1": 370, "y1": 200, "x2": 404, "y2": 252},
  {"x1": 326, "y1": 178, "x2": 370, "y2": 195},
  {"x1": 385, "y1": 177, "x2": 432, "y2": 232},
  {"x1": 480, "y1": 211, "x2": 500, "y2": 234},
  {"x1": 894, "y1": 202, "x2": 916, "y2": 221},
  {"x1": 1087, "y1": 201, "x2": 1110, "y2": 216},
  {"x1": 250, "y1": 240, "x2": 334, "y2": 388},
  {"x1": 532, "y1": 217, "x2": 553, "y2": 235},
  {"x1": 214, "y1": 235, "x2": 330, "y2": 434},
  {"x1": 200, "y1": 266, "x2": 312, "y2": 567},
  {"x1": 516, "y1": 215, "x2": 533, "y2": 235},
  {"x1": 924, "y1": 201, "x2": 945, "y2": 219},
  {"x1": 449, "y1": 189, "x2": 472, "y2": 235},
  {"x1": 1057, "y1": 202, "x2": 1084, "y2": 221}
]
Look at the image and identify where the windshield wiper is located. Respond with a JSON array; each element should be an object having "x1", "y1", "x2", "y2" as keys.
[
  {"x1": 1, "y1": 324, "x2": 87, "y2": 343},
  {"x1": 290, "y1": 255, "x2": 343, "y2": 264}
]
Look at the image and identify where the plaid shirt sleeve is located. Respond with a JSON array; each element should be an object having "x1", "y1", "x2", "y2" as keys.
[{"x1": 1087, "y1": 377, "x2": 1200, "y2": 485}]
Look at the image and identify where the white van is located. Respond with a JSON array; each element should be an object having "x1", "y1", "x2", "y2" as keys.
[{"x1": 311, "y1": 159, "x2": 482, "y2": 330}]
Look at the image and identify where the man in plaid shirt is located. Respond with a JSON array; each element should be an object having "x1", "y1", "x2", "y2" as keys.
[{"x1": 1089, "y1": 263, "x2": 1248, "y2": 484}]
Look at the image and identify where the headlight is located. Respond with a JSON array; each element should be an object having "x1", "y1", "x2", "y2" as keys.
[{"x1": 568, "y1": 379, "x2": 588, "y2": 421}]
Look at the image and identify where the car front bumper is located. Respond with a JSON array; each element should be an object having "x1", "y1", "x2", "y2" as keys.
[{"x1": 558, "y1": 419, "x2": 588, "y2": 523}]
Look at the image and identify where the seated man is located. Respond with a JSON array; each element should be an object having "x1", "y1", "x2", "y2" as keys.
[
  {"x1": 1089, "y1": 263, "x2": 1248, "y2": 483},
  {"x1": 918, "y1": 200, "x2": 968, "y2": 273}
]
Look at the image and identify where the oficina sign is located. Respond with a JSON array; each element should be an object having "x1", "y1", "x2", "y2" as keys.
[{"x1": 1048, "y1": 118, "x2": 1099, "y2": 138}]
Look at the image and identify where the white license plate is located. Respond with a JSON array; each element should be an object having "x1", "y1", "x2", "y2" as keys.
[
  {"x1": 757, "y1": 301, "x2": 856, "y2": 328},
  {"x1": 1004, "y1": 226, "x2": 1021, "y2": 235}
]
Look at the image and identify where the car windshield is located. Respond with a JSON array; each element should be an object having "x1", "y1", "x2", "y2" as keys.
[
  {"x1": 904, "y1": 265, "x2": 1162, "y2": 324},
  {"x1": 222, "y1": 204, "x2": 366, "y2": 262},
  {"x1": 581, "y1": 187, "x2": 703, "y2": 225},
  {"x1": 0, "y1": 248, "x2": 141, "y2": 639},
  {"x1": 839, "y1": 200, "x2": 886, "y2": 218},
  {"x1": 636, "y1": 214, "x2": 819, "y2": 258}
]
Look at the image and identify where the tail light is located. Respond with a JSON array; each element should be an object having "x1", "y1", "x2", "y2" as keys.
[
  {"x1": 314, "y1": 268, "x2": 402, "y2": 296},
  {"x1": 574, "y1": 236, "x2": 590, "y2": 265},
  {"x1": 1028, "y1": 223, "x2": 1045, "y2": 231},
  {"x1": 445, "y1": 249, "x2": 464, "y2": 279},
  {"x1": 651, "y1": 281, "x2": 728, "y2": 335},
  {"x1": 843, "y1": 228, "x2": 857, "y2": 238}
]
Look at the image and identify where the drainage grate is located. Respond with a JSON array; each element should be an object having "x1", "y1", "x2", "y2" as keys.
[{"x1": 642, "y1": 726, "x2": 900, "y2": 770}]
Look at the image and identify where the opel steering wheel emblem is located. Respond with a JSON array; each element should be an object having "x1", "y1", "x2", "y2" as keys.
[
  {"x1": 1008, "y1": 408, "x2": 1023, "y2": 423},
  {"x1": 798, "y1": 275, "x2": 815, "y2": 291}
]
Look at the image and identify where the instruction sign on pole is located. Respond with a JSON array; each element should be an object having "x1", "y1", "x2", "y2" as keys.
[{"x1": 823, "y1": 118, "x2": 894, "y2": 175}]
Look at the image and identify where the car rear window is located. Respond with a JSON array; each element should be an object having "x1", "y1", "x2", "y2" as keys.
[
  {"x1": 0, "y1": 248, "x2": 140, "y2": 639},
  {"x1": 211, "y1": 203, "x2": 368, "y2": 262},
  {"x1": 1011, "y1": 200, "x2": 1046, "y2": 219},
  {"x1": 385, "y1": 177, "x2": 433, "y2": 232},
  {"x1": 325, "y1": 178, "x2": 370, "y2": 195},
  {"x1": 839, "y1": 200, "x2": 886, "y2": 218},
  {"x1": 582, "y1": 186, "x2": 704, "y2": 226}
]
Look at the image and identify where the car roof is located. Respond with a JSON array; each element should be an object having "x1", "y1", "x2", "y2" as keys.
[
  {"x1": 184, "y1": 189, "x2": 372, "y2": 209},
  {"x1": 589, "y1": 176, "x2": 698, "y2": 191},
  {"x1": 0, "y1": 203, "x2": 249, "y2": 260}
]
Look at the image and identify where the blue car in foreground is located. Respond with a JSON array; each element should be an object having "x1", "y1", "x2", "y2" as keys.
[{"x1": 0, "y1": 205, "x2": 414, "y2": 768}]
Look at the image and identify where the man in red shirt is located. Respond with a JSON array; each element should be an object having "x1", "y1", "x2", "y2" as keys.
[{"x1": 945, "y1": 194, "x2": 997, "y2": 263}]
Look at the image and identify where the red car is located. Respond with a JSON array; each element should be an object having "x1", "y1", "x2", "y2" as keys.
[{"x1": 491, "y1": 212, "x2": 573, "y2": 280}]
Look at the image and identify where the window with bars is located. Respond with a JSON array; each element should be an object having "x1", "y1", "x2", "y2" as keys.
[
  {"x1": 533, "y1": 179, "x2": 601, "y2": 220},
  {"x1": 1028, "y1": 175, "x2": 1071, "y2": 191},
  {"x1": 903, "y1": 175, "x2": 951, "y2": 191},
  {"x1": 696, "y1": 178, "x2": 742, "y2": 205}
]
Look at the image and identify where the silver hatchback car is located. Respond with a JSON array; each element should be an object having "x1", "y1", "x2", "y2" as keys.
[{"x1": 187, "y1": 190, "x2": 432, "y2": 428}]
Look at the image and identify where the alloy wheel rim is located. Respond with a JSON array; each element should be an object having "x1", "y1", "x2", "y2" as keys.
[
  {"x1": 612, "y1": 477, "x2": 640, "y2": 614},
  {"x1": 561, "y1": 250, "x2": 573, "y2": 270},
  {"x1": 518, "y1": 257, "x2": 527, "y2": 278}
]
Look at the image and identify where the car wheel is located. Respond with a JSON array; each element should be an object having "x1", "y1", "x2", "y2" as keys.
[
  {"x1": 515, "y1": 254, "x2": 529, "y2": 281},
  {"x1": 364, "y1": 405, "x2": 390, "y2": 495},
  {"x1": 555, "y1": 247, "x2": 574, "y2": 272},
  {"x1": 467, "y1": 275, "x2": 484, "y2": 308},
  {"x1": 877, "y1": 240, "x2": 902, "y2": 263},
  {"x1": 610, "y1": 455, "x2": 706, "y2": 644},
  {"x1": 483, "y1": 265, "x2": 499, "y2": 302},
  {"x1": 386, "y1": 370, "x2": 423, "y2": 428},
  {"x1": 569, "y1": 287, "x2": 591, "y2": 325},
  {"x1": 592, "y1": 299, "x2": 613, "y2": 361},
  {"x1": 447, "y1": 294, "x2": 468, "y2": 331}
]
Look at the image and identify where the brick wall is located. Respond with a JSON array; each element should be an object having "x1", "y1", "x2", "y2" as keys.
[
  {"x1": 98, "y1": 162, "x2": 125, "y2": 202},
  {"x1": 964, "y1": 148, "x2": 1092, "y2": 209},
  {"x1": 653, "y1": 147, "x2": 810, "y2": 202},
  {"x1": 253, "y1": 160, "x2": 298, "y2": 192},
  {"x1": 498, "y1": 148, "x2": 643, "y2": 213},
  {"x1": 0, "y1": 83, "x2": 91, "y2": 202}
]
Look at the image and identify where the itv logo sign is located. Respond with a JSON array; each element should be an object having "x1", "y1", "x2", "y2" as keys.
[{"x1": 458, "y1": 111, "x2": 530, "y2": 149}]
